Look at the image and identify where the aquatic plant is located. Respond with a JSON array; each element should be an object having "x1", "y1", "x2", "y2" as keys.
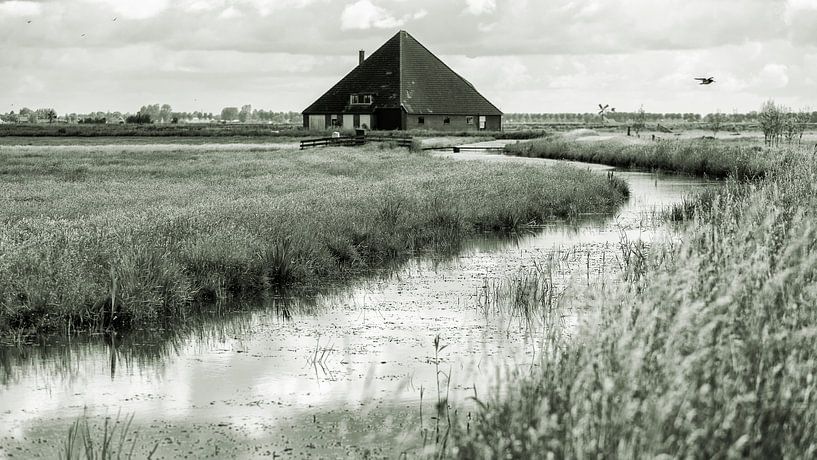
[{"x1": 60, "y1": 412, "x2": 145, "y2": 460}]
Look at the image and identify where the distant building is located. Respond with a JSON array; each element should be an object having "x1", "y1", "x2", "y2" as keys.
[{"x1": 302, "y1": 30, "x2": 502, "y2": 131}]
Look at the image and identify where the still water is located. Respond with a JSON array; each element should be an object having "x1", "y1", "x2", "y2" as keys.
[{"x1": 0, "y1": 151, "x2": 715, "y2": 458}]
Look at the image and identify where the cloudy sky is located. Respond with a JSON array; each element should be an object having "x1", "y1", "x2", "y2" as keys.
[{"x1": 1, "y1": 0, "x2": 816, "y2": 115}]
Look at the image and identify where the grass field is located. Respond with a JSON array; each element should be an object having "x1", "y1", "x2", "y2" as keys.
[
  {"x1": 0, "y1": 123, "x2": 548, "y2": 141},
  {"x1": 0, "y1": 143, "x2": 628, "y2": 336},
  {"x1": 447, "y1": 145, "x2": 817, "y2": 457},
  {"x1": 505, "y1": 134, "x2": 784, "y2": 178}
]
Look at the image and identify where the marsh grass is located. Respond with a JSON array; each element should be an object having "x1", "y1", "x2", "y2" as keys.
[
  {"x1": 0, "y1": 145, "x2": 628, "y2": 335},
  {"x1": 447, "y1": 147, "x2": 817, "y2": 458},
  {"x1": 506, "y1": 136, "x2": 775, "y2": 179},
  {"x1": 61, "y1": 412, "x2": 144, "y2": 460}
]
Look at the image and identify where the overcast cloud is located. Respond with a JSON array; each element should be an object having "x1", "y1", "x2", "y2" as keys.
[{"x1": 1, "y1": 0, "x2": 815, "y2": 114}]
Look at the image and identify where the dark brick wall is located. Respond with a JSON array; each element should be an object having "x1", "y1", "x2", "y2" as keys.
[
  {"x1": 305, "y1": 112, "x2": 502, "y2": 131},
  {"x1": 404, "y1": 114, "x2": 502, "y2": 131}
]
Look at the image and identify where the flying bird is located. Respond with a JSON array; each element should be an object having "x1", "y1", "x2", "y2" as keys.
[
  {"x1": 695, "y1": 77, "x2": 715, "y2": 85},
  {"x1": 26, "y1": 20, "x2": 32, "y2": 24},
  {"x1": 113, "y1": 17, "x2": 117, "y2": 21}
]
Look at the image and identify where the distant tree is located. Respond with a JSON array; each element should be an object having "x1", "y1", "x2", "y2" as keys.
[
  {"x1": 632, "y1": 105, "x2": 646, "y2": 137},
  {"x1": 138, "y1": 104, "x2": 160, "y2": 123},
  {"x1": 782, "y1": 107, "x2": 799, "y2": 144},
  {"x1": 759, "y1": 100, "x2": 783, "y2": 145},
  {"x1": 37, "y1": 108, "x2": 57, "y2": 123},
  {"x1": 159, "y1": 104, "x2": 173, "y2": 123},
  {"x1": 239, "y1": 104, "x2": 253, "y2": 123},
  {"x1": 795, "y1": 108, "x2": 810, "y2": 145},
  {"x1": 708, "y1": 110, "x2": 723, "y2": 137},
  {"x1": 221, "y1": 107, "x2": 239, "y2": 121},
  {"x1": 126, "y1": 113, "x2": 152, "y2": 124},
  {"x1": 80, "y1": 116, "x2": 107, "y2": 124}
]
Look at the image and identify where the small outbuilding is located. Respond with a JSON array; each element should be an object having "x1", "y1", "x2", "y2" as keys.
[{"x1": 302, "y1": 30, "x2": 502, "y2": 131}]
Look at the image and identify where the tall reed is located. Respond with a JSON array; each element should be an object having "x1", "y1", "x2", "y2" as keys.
[
  {"x1": 0, "y1": 145, "x2": 628, "y2": 335},
  {"x1": 506, "y1": 137, "x2": 775, "y2": 179},
  {"x1": 448, "y1": 147, "x2": 817, "y2": 457}
]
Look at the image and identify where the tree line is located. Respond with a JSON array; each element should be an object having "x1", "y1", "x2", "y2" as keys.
[
  {"x1": 3, "y1": 103, "x2": 814, "y2": 133},
  {"x1": 758, "y1": 100, "x2": 811, "y2": 146},
  {"x1": 505, "y1": 110, "x2": 817, "y2": 125},
  {"x1": 126, "y1": 104, "x2": 301, "y2": 125},
  {"x1": 0, "y1": 103, "x2": 302, "y2": 125}
]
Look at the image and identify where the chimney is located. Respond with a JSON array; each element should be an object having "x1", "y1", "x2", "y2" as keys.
[{"x1": 359, "y1": 50, "x2": 365, "y2": 66}]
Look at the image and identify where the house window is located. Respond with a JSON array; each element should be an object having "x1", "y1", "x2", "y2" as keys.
[
  {"x1": 331, "y1": 115, "x2": 340, "y2": 127},
  {"x1": 418, "y1": 117, "x2": 425, "y2": 125},
  {"x1": 443, "y1": 117, "x2": 451, "y2": 125},
  {"x1": 350, "y1": 94, "x2": 373, "y2": 105},
  {"x1": 466, "y1": 116, "x2": 474, "y2": 125}
]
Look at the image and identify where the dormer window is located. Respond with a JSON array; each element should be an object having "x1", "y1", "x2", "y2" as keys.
[{"x1": 350, "y1": 94, "x2": 373, "y2": 105}]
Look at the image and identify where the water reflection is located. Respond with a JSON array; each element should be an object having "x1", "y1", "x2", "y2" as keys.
[
  {"x1": 0, "y1": 295, "x2": 320, "y2": 386},
  {"x1": 1, "y1": 168, "x2": 711, "y2": 391}
]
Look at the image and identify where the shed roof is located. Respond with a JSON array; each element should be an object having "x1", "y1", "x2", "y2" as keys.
[{"x1": 303, "y1": 31, "x2": 502, "y2": 116}]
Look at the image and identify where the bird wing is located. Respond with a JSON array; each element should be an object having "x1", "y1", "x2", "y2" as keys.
[
  {"x1": 599, "y1": 104, "x2": 604, "y2": 110},
  {"x1": 694, "y1": 78, "x2": 706, "y2": 81}
]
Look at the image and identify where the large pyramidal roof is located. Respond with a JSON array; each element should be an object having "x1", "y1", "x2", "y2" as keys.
[{"x1": 303, "y1": 31, "x2": 502, "y2": 116}]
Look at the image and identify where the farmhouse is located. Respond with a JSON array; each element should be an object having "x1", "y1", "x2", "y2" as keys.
[{"x1": 303, "y1": 30, "x2": 502, "y2": 131}]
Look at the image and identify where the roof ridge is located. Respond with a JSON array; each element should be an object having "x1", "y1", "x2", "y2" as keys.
[
  {"x1": 398, "y1": 31, "x2": 502, "y2": 115},
  {"x1": 303, "y1": 30, "x2": 502, "y2": 117}
]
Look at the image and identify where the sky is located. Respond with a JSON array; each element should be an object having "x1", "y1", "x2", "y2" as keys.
[{"x1": 1, "y1": 0, "x2": 816, "y2": 115}]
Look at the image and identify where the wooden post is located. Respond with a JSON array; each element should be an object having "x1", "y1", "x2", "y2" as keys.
[{"x1": 627, "y1": 126, "x2": 631, "y2": 136}]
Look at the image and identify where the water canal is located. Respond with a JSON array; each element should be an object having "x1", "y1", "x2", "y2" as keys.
[{"x1": 0, "y1": 150, "x2": 716, "y2": 459}]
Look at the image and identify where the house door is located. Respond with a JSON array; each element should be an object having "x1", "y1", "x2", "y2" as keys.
[
  {"x1": 479, "y1": 116, "x2": 487, "y2": 130},
  {"x1": 308, "y1": 115, "x2": 325, "y2": 130},
  {"x1": 359, "y1": 115, "x2": 371, "y2": 129}
]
